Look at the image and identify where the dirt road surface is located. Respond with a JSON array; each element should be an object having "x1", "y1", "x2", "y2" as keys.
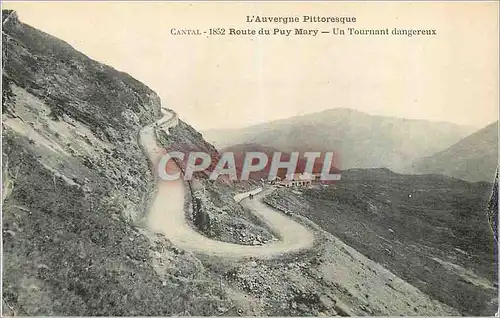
[{"x1": 141, "y1": 111, "x2": 314, "y2": 259}]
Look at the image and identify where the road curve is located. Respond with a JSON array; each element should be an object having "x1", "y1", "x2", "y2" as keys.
[{"x1": 140, "y1": 110, "x2": 315, "y2": 259}]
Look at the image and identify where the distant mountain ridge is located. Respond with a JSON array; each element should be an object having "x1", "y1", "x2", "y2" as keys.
[
  {"x1": 409, "y1": 121, "x2": 498, "y2": 182},
  {"x1": 203, "y1": 108, "x2": 476, "y2": 173}
]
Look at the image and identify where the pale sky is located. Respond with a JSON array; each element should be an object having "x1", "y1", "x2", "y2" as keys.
[{"x1": 3, "y1": 1, "x2": 499, "y2": 130}]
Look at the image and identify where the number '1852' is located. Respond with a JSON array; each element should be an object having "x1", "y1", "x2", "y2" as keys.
[{"x1": 209, "y1": 28, "x2": 225, "y2": 35}]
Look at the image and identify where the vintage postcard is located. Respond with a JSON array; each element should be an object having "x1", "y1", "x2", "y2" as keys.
[{"x1": 1, "y1": 1, "x2": 498, "y2": 316}]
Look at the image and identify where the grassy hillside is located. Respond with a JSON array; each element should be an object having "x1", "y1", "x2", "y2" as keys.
[
  {"x1": 264, "y1": 168, "x2": 497, "y2": 315},
  {"x1": 409, "y1": 121, "x2": 498, "y2": 182}
]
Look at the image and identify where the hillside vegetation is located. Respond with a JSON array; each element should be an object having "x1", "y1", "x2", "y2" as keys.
[
  {"x1": 409, "y1": 121, "x2": 498, "y2": 182},
  {"x1": 264, "y1": 168, "x2": 497, "y2": 315}
]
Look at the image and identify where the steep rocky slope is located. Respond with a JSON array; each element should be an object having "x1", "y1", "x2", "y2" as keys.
[
  {"x1": 1, "y1": 10, "x2": 233, "y2": 315},
  {"x1": 409, "y1": 121, "x2": 498, "y2": 182}
]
